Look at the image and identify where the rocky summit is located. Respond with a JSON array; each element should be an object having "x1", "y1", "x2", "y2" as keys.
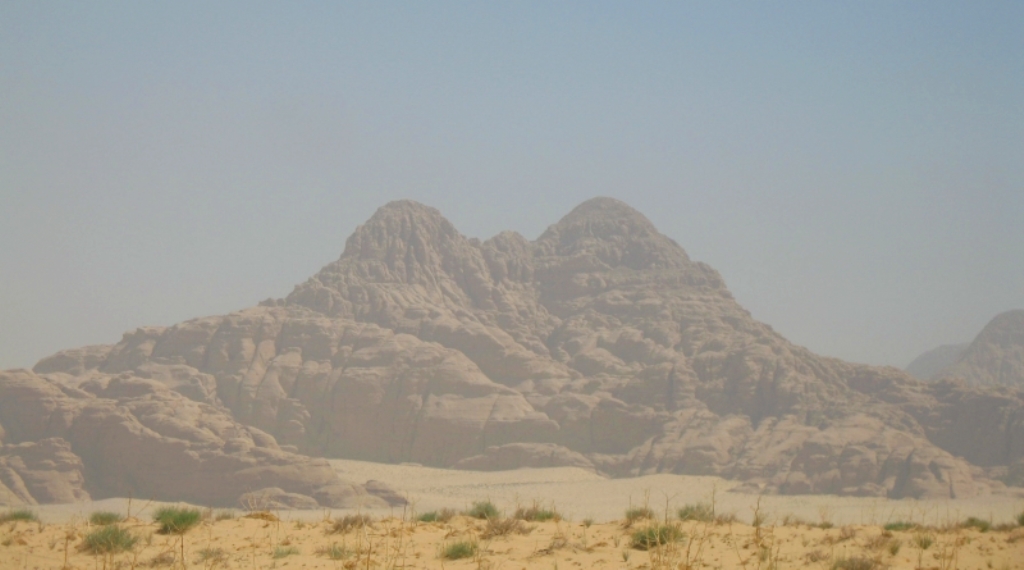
[
  {"x1": 4, "y1": 198, "x2": 1024, "y2": 507},
  {"x1": 915, "y1": 310, "x2": 1024, "y2": 389}
]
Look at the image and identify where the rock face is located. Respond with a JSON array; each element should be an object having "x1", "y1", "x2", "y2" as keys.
[
  {"x1": 923, "y1": 311, "x2": 1024, "y2": 388},
  {"x1": 906, "y1": 343, "x2": 969, "y2": 380},
  {"x1": 7, "y1": 198, "x2": 1024, "y2": 503},
  {"x1": 0, "y1": 369, "x2": 399, "y2": 508}
]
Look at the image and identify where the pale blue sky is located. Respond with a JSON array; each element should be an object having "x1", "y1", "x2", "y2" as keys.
[{"x1": 2, "y1": 2, "x2": 1022, "y2": 370}]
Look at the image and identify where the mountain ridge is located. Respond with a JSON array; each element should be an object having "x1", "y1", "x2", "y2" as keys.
[
  {"x1": 5, "y1": 197, "x2": 1024, "y2": 507},
  {"x1": 912, "y1": 310, "x2": 1024, "y2": 388}
]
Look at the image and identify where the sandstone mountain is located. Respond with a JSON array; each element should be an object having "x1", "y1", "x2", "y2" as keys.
[
  {"x1": 916, "y1": 310, "x2": 1024, "y2": 388},
  {"x1": 906, "y1": 343, "x2": 969, "y2": 380},
  {"x1": 4, "y1": 198, "x2": 1023, "y2": 506}
]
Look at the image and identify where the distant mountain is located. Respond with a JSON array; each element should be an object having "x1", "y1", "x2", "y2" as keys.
[
  {"x1": 926, "y1": 310, "x2": 1024, "y2": 388},
  {"x1": 906, "y1": 343, "x2": 970, "y2": 380},
  {"x1": 4, "y1": 198, "x2": 1023, "y2": 507}
]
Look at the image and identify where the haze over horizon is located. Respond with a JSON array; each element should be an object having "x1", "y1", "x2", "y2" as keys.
[{"x1": 2, "y1": 2, "x2": 1022, "y2": 371}]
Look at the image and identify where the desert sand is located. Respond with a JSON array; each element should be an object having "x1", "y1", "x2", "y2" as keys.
[{"x1": 5, "y1": 461, "x2": 1023, "y2": 569}]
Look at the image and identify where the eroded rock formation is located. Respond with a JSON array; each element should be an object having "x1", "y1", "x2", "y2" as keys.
[
  {"x1": 918, "y1": 310, "x2": 1024, "y2": 388},
  {"x1": 5, "y1": 198, "x2": 1023, "y2": 504}
]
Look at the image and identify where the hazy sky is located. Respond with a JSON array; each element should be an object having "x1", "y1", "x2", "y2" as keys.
[{"x1": 2, "y1": 2, "x2": 1022, "y2": 371}]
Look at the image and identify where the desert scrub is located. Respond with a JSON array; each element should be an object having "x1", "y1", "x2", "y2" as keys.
[
  {"x1": 0, "y1": 509, "x2": 38, "y2": 523},
  {"x1": 153, "y1": 506, "x2": 202, "y2": 534},
  {"x1": 481, "y1": 517, "x2": 530, "y2": 538},
  {"x1": 677, "y1": 502, "x2": 714, "y2": 522},
  {"x1": 466, "y1": 500, "x2": 499, "y2": 520},
  {"x1": 883, "y1": 521, "x2": 917, "y2": 532},
  {"x1": 83, "y1": 525, "x2": 138, "y2": 554},
  {"x1": 961, "y1": 516, "x2": 991, "y2": 532},
  {"x1": 273, "y1": 546, "x2": 300, "y2": 558},
  {"x1": 316, "y1": 543, "x2": 349, "y2": 560},
  {"x1": 196, "y1": 547, "x2": 227, "y2": 563},
  {"x1": 417, "y1": 508, "x2": 456, "y2": 523},
  {"x1": 331, "y1": 513, "x2": 373, "y2": 533},
  {"x1": 89, "y1": 511, "x2": 124, "y2": 526},
  {"x1": 913, "y1": 534, "x2": 934, "y2": 550},
  {"x1": 514, "y1": 503, "x2": 560, "y2": 522},
  {"x1": 624, "y1": 506, "x2": 655, "y2": 525},
  {"x1": 831, "y1": 556, "x2": 880, "y2": 570},
  {"x1": 630, "y1": 524, "x2": 683, "y2": 550},
  {"x1": 440, "y1": 540, "x2": 478, "y2": 560}
]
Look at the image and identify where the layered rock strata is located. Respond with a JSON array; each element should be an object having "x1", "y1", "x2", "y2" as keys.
[{"x1": 6, "y1": 198, "x2": 1023, "y2": 504}]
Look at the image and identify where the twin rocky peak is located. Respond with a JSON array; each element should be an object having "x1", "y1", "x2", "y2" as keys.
[{"x1": 3, "y1": 198, "x2": 1023, "y2": 510}]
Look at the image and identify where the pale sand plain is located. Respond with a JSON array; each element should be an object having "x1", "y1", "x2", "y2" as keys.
[{"x1": 3, "y1": 461, "x2": 1023, "y2": 568}]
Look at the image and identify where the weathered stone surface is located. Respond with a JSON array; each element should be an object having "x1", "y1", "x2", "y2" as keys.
[
  {"x1": 906, "y1": 343, "x2": 969, "y2": 380},
  {"x1": 8, "y1": 198, "x2": 1024, "y2": 503},
  {"x1": 0, "y1": 438, "x2": 89, "y2": 506},
  {"x1": 924, "y1": 310, "x2": 1024, "y2": 388},
  {"x1": 0, "y1": 370, "x2": 383, "y2": 508}
]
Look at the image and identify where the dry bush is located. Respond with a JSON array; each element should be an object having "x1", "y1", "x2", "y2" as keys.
[
  {"x1": 677, "y1": 502, "x2": 714, "y2": 522},
  {"x1": 831, "y1": 555, "x2": 881, "y2": 570},
  {"x1": 514, "y1": 503, "x2": 560, "y2": 522},
  {"x1": 331, "y1": 513, "x2": 373, "y2": 534},
  {"x1": 466, "y1": 501, "x2": 499, "y2": 520},
  {"x1": 780, "y1": 513, "x2": 809, "y2": 526},
  {"x1": 714, "y1": 512, "x2": 738, "y2": 524},
  {"x1": 630, "y1": 523, "x2": 683, "y2": 550},
  {"x1": 481, "y1": 516, "x2": 530, "y2": 539},
  {"x1": 838, "y1": 525, "x2": 857, "y2": 541},
  {"x1": 417, "y1": 508, "x2": 457, "y2": 523},
  {"x1": 624, "y1": 506, "x2": 655, "y2": 527},
  {"x1": 243, "y1": 511, "x2": 278, "y2": 522},
  {"x1": 316, "y1": 542, "x2": 349, "y2": 560}
]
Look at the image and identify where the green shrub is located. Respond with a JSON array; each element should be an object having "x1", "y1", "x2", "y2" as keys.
[
  {"x1": 677, "y1": 503, "x2": 714, "y2": 522},
  {"x1": 153, "y1": 506, "x2": 202, "y2": 534},
  {"x1": 831, "y1": 556, "x2": 879, "y2": 570},
  {"x1": 316, "y1": 543, "x2": 348, "y2": 560},
  {"x1": 83, "y1": 525, "x2": 137, "y2": 554},
  {"x1": 1017, "y1": 510, "x2": 1024, "y2": 527},
  {"x1": 630, "y1": 524, "x2": 683, "y2": 550},
  {"x1": 417, "y1": 508, "x2": 456, "y2": 523},
  {"x1": 624, "y1": 506, "x2": 655, "y2": 524},
  {"x1": 0, "y1": 509, "x2": 38, "y2": 523},
  {"x1": 883, "y1": 521, "x2": 916, "y2": 532},
  {"x1": 441, "y1": 540, "x2": 477, "y2": 560},
  {"x1": 961, "y1": 517, "x2": 991, "y2": 532},
  {"x1": 514, "y1": 503, "x2": 559, "y2": 522},
  {"x1": 466, "y1": 501, "x2": 499, "y2": 520},
  {"x1": 89, "y1": 511, "x2": 124, "y2": 526}
]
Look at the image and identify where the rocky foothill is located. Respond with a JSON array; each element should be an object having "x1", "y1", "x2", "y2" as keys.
[{"x1": 3, "y1": 198, "x2": 1023, "y2": 508}]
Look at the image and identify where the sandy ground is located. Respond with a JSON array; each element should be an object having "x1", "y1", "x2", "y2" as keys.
[
  {"x1": 4, "y1": 461, "x2": 1023, "y2": 568},
  {"x1": 328, "y1": 460, "x2": 1024, "y2": 527},
  {"x1": 1, "y1": 508, "x2": 1022, "y2": 569}
]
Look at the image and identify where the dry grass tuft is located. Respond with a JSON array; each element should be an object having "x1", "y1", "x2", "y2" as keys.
[
  {"x1": 331, "y1": 513, "x2": 373, "y2": 534},
  {"x1": 481, "y1": 516, "x2": 531, "y2": 539},
  {"x1": 417, "y1": 508, "x2": 457, "y2": 523},
  {"x1": 242, "y1": 510, "x2": 278, "y2": 522},
  {"x1": 513, "y1": 502, "x2": 560, "y2": 522}
]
